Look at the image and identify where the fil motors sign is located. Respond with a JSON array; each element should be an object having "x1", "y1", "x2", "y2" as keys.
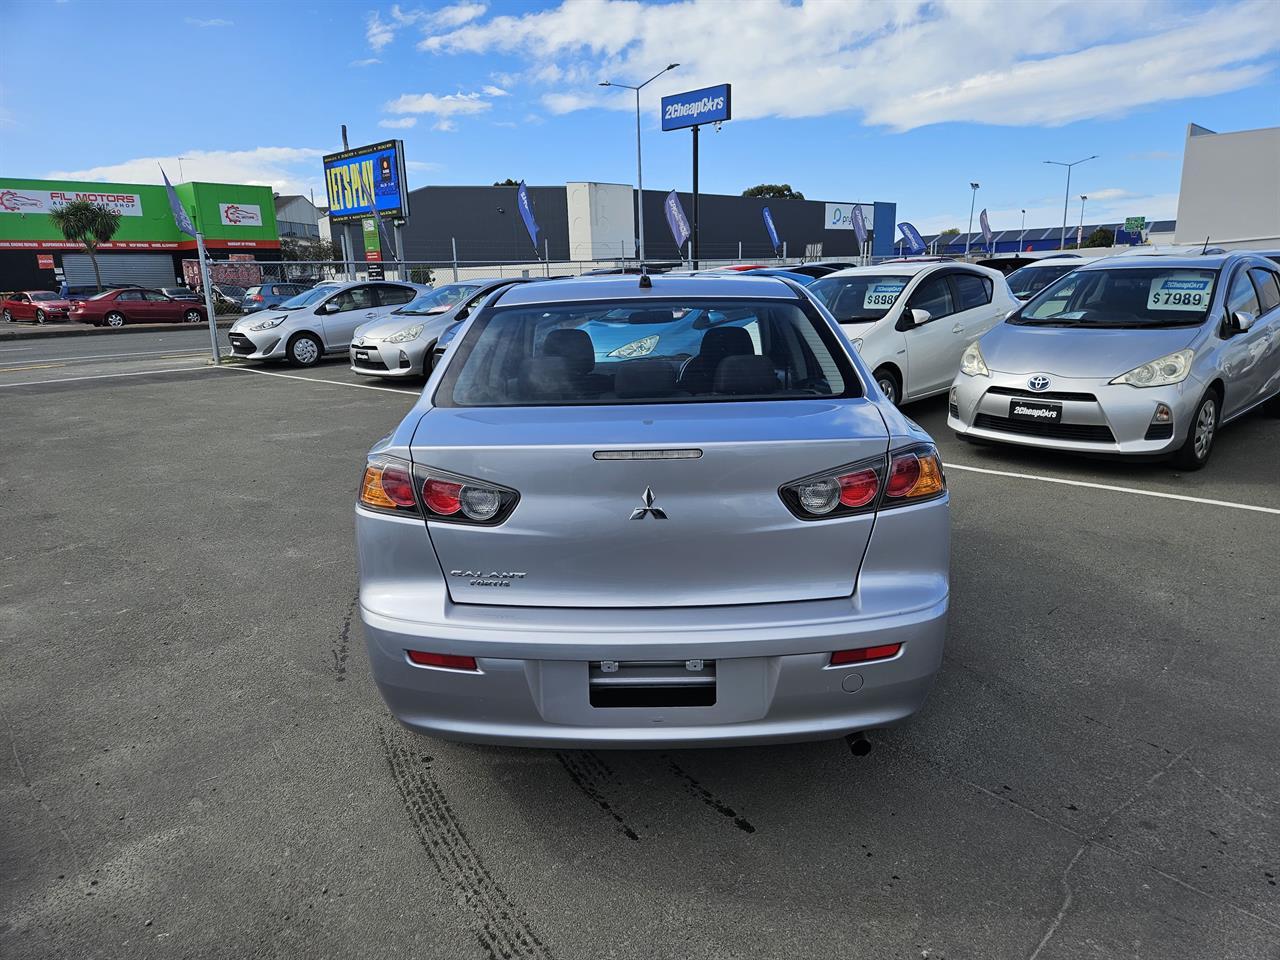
[
  {"x1": 660, "y1": 84, "x2": 732, "y2": 131},
  {"x1": 219, "y1": 202, "x2": 263, "y2": 227},
  {"x1": 0, "y1": 188, "x2": 144, "y2": 217}
]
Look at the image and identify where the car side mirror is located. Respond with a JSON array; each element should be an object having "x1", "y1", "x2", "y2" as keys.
[
  {"x1": 321, "y1": 301, "x2": 340, "y2": 314},
  {"x1": 910, "y1": 308, "x2": 932, "y2": 326},
  {"x1": 1232, "y1": 310, "x2": 1256, "y2": 333},
  {"x1": 1004, "y1": 308, "x2": 1019, "y2": 321}
]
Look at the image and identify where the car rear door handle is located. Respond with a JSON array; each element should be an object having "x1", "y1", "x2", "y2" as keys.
[{"x1": 951, "y1": 323, "x2": 964, "y2": 334}]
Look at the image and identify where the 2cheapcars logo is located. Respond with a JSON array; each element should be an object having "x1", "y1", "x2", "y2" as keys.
[
  {"x1": 663, "y1": 94, "x2": 727, "y2": 123},
  {"x1": 1012, "y1": 403, "x2": 1057, "y2": 419}
]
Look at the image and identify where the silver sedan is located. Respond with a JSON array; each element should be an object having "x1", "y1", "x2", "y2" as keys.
[
  {"x1": 949, "y1": 252, "x2": 1280, "y2": 469},
  {"x1": 354, "y1": 274, "x2": 950, "y2": 748}
]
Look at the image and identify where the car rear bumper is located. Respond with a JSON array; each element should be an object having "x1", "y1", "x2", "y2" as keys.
[
  {"x1": 948, "y1": 370, "x2": 1201, "y2": 454},
  {"x1": 357, "y1": 496, "x2": 949, "y2": 748}
]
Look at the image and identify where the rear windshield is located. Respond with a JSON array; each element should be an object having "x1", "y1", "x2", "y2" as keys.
[
  {"x1": 1013, "y1": 267, "x2": 1218, "y2": 328},
  {"x1": 1006, "y1": 263, "x2": 1078, "y2": 299},
  {"x1": 437, "y1": 298, "x2": 859, "y2": 406},
  {"x1": 809, "y1": 274, "x2": 911, "y2": 322}
]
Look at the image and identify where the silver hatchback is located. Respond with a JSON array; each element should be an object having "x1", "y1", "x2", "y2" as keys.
[
  {"x1": 354, "y1": 275, "x2": 950, "y2": 748},
  {"x1": 949, "y1": 253, "x2": 1280, "y2": 469}
]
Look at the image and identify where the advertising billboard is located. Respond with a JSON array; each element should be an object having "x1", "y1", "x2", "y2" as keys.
[
  {"x1": 323, "y1": 140, "x2": 410, "y2": 223},
  {"x1": 660, "y1": 84, "x2": 732, "y2": 131},
  {"x1": 0, "y1": 187, "x2": 144, "y2": 217},
  {"x1": 824, "y1": 203, "x2": 874, "y2": 232},
  {"x1": 219, "y1": 202, "x2": 263, "y2": 227}
]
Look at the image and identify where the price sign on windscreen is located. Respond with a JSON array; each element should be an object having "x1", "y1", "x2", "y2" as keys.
[
  {"x1": 864, "y1": 281, "x2": 906, "y2": 309},
  {"x1": 1149, "y1": 274, "x2": 1214, "y2": 311}
]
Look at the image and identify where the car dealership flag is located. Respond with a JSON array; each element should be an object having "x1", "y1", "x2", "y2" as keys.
[
  {"x1": 851, "y1": 204, "x2": 868, "y2": 249},
  {"x1": 979, "y1": 208, "x2": 993, "y2": 249},
  {"x1": 664, "y1": 191, "x2": 691, "y2": 250},
  {"x1": 898, "y1": 222, "x2": 926, "y2": 255},
  {"x1": 516, "y1": 181, "x2": 540, "y2": 253},
  {"x1": 762, "y1": 206, "x2": 781, "y2": 255},
  {"x1": 160, "y1": 165, "x2": 195, "y2": 238}
]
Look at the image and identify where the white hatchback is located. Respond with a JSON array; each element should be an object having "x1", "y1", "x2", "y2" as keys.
[
  {"x1": 227, "y1": 280, "x2": 429, "y2": 366},
  {"x1": 809, "y1": 262, "x2": 1017, "y2": 404}
]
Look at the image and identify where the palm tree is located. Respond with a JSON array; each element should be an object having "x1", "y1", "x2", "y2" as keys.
[{"x1": 48, "y1": 200, "x2": 122, "y2": 292}]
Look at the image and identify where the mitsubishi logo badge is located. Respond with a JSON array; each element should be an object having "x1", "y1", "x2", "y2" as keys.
[{"x1": 630, "y1": 486, "x2": 667, "y2": 520}]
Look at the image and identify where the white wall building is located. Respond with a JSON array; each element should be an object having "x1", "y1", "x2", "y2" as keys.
[{"x1": 1174, "y1": 123, "x2": 1280, "y2": 249}]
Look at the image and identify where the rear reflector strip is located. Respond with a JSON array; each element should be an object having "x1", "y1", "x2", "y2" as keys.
[
  {"x1": 593, "y1": 449, "x2": 702, "y2": 460},
  {"x1": 830, "y1": 643, "x2": 902, "y2": 666},
  {"x1": 406, "y1": 651, "x2": 478, "y2": 671}
]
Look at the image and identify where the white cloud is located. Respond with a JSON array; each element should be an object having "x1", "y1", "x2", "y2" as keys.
[
  {"x1": 366, "y1": 2, "x2": 487, "y2": 50},
  {"x1": 185, "y1": 17, "x2": 233, "y2": 28},
  {"x1": 350, "y1": 57, "x2": 382, "y2": 67},
  {"x1": 366, "y1": 11, "x2": 395, "y2": 50},
  {"x1": 415, "y1": 0, "x2": 1280, "y2": 132},
  {"x1": 383, "y1": 91, "x2": 492, "y2": 117},
  {"x1": 47, "y1": 147, "x2": 330, "y2": 200},
  {"x1": 378, "y1": 117, "x2": 417, "y2": 128},
  {"x1": 481, "y1": 84, "x2": 508, "y2": 97},
  {"x1": 433, "y1": 119, "x2": 458, "y2": 132}
]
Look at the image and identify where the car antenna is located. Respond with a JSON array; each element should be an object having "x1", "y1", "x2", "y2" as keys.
[
  {"x1": 638, "y1": 270, "x2": 652, "y2": 288},
  {"x1": 1201, "y1": 235, "x2": 1210, "y2": 255}
]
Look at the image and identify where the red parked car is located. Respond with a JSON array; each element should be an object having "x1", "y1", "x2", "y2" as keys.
[
  {"x1": 2, "y1": 290, "x2": 74, "y2": 324},
  {"x1": 69, "y1": 288, "x2": 207, "y2": 327}
]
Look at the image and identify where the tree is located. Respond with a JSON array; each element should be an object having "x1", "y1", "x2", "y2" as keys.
[
  {"x1": 1083, "y1": 227, "x2": 1115, "y2": 248},
  {"x1": 742, "y1": 184, "x2": 805, "y2": 200},
  {"x1": 48, "y1": 200, "x2": 121, "y2": 291},
  {"x1": 281, "y1": 236, "x2": 342, "y2": 261},
  {"x1": 493, "y1": 178, "x2": 521, "y2": 187},
  {"x1": 940, "y1": 227, "x2": 960, "y2": 236}
]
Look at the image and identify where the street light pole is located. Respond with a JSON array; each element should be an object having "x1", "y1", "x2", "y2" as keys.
[
  {"x1": 1044, "y1": 155, "x2": 1097, "y2": 251},
  {"x1": 599, "y1": 63, "x2": 680, "y2": 268},
  {"x1": 1078, "y1": 194, "x2": 1088, "y2": 248},
  {"x1": 1020, "y1": 209, "x2": 1026, "y2": 250},
  {"x1": 965, "y1": 182, "x2": 979, "y2": 259}
]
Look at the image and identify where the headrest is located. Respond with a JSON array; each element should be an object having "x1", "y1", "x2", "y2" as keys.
[
  {"x1": 614, "y1": 360, "x2": 678, "y2": 399},
  {"x1": 519, "y1": 356, "x2": 570, "y2": 400},
  {"x1": 713, "y1": 354, "x2": 777, "y2": 396},
  {"x1": 700, "y1": 325, "x2": 753, "y2": 358},
  {"x1": 543, "y1": 328, "x2": 595, "y2": 374}
]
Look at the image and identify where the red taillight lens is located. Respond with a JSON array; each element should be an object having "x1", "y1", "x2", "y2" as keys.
[
  {"x1": 251, "y1": 294, "x2": 264, "y2": 302},
  {"x1": 379, "y1": 463, "x2": 416, "y2": 507},
  {"x1": 838, "y1": 468, "x2": 879, "y2": 507},
  {"x1": 886, "y1": 454, "x2": 920, "y2": 497},
  {"x1": 885, "y1": 447, "x2": 946, "y2": 502},
  {"x1": 831, "y1": 643, "x2": 901, "y2": 665},
  {"x1": 359, "y1": 458, "x2": 419, "y2": 514},
  {"x1": 423, "y1": 478, "x2": 462, "y2": 515},
  {"x1": 407, "y1": 650, "x2": 478, "y2": 671}
]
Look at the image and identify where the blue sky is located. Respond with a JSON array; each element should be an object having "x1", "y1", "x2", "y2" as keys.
[{"x1": 3, "y1": 0, "x2": 1278, "y2": 234}]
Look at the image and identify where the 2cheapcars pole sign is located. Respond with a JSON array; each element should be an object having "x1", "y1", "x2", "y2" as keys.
[
  {"x1": 660, "y1": 84, "x2": 732, "y2": 131},
  {"x1": 323, "y1": 139, "x2": 410, "y2": 223}
]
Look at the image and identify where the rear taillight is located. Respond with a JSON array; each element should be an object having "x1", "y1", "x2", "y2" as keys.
[
  {"x1": 780, "y1": 443, "x2": 945, "y2": 520},
  {"x1": 406, "y1": 650, "x2": 478, "y2": 671},
  {"x1": 358, "y1": 456, "x2": 518, "y2": 525},
  {"x1": 251, "y1": 294, "x2": 264, "y2": 302}
]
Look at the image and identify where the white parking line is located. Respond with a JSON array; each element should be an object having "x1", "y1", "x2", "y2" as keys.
[
  {"x1": 0, "y1": 364, "x2": 209, "y2": 388},
  {"x1": 220, "y1": 365, "x2": 420, "y2": 395},
  {"x1": 947, "y1": 462, "x2": 1280, "y2": 516}
]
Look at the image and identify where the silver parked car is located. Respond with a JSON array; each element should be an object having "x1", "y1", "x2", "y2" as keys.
[
  {"x1": 350, "y1": 278, "x2": 536, "y2": 378},
  {"x1": 949, "y1": 252, "x2": 1280, "y2": 469},
  {"x1": 227, "y1": 279, "x2": 428, "y2": 366},
  {"x1": 355, "y1": 274, "x2": 950, "y2": 748}
]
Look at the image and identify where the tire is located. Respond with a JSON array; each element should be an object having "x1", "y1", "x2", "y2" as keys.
[
  {"x1": 183, "y1": 309, "x2": 202, "y2": 324},
  {"x1": 287, "y1": 332, "x2": 323, "y2": 367},
  {"x1": 2, "y1": 310, "x2": 11, "y2": 323},
  {"x1": 35, "y1": 309, "x2": 46, "y2": 325},
  {"x1": 873, "y1": 366, "x2": 902, "y2": 406},
  {"x1": 1171, "y1": 391, "x2": 1219, "y2": 471},
  {"x1": 105, "y1": 312, "x2": 125, "y2": 328}
]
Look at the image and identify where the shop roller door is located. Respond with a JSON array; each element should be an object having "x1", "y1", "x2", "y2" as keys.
[{"x1": 62, "y1": 254, "x2": 177, "y2": 289}]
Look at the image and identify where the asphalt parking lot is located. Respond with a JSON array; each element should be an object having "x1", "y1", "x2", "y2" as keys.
[{"x1": 2, "y1": 332, "x2": 1278, "y2": 960}]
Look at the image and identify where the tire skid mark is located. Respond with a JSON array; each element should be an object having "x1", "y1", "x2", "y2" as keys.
[
  {"x1": 332, "y1": 593, "x2": 356, "y2": 681},
  {"x1": 666, "y1": 758, "x2": 757, "y2": 834},
  {"x1": 555, "y1": 751, "x2": 641, "y2": 842},
  {"x1": 379, "y1": 725, "x2": 554, "y2": 959}
]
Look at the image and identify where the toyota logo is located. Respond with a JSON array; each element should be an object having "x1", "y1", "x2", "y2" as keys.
[{"x1": 1027, "y1": 375, "x2": 1051, "y2": 392}]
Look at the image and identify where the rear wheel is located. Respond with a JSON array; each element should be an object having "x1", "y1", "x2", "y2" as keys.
[
  {"x1": 873, "y1": 366, "x2": 901, "y2": 406},
  {"x1": 105, "y1": 312, "x2": 125, "y2": 328},
  {"x1": 1171, "y1": 391, "x2": 1219, "y2": 471},
  {"x1": 287, "y1": 332, "x2": 322, "y2": 367},
  {"x1": 183, "y1": 309, "x2": 202, "y2": 324},
  {"x1": 2, "y1": 310, "x2": 11, "y2": 323},
  {"x1": 35, "y1": 309, "x2": 46, "y2": 324}
]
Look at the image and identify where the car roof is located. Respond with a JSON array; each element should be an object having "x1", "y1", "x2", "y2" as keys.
[
  {"x1": 494, "y1": 274, "x2": 801, "y2": 306},
  {"x1": 824, "y1": 261, "x2": 1002, "y2": 279},
  {"x1": 1075, "y1": 252, "x2": 1241, "y2": 271}
]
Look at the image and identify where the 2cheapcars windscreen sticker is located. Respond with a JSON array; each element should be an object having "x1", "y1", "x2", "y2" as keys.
[
  {"x1": 863, "y1": 280, "x2": 908, "y2": 309},
  {"x1": 1148, "y1": 273, "x2": 1215, "y2": 311}
]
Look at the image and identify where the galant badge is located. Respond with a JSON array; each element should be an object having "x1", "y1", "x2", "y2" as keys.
[
  {"x1": 630, "y1": 486, "x2": 667, "y2": 520},
  {"x1": 1027, "y1": 375, "x2": 1052, "y2": 392}
]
